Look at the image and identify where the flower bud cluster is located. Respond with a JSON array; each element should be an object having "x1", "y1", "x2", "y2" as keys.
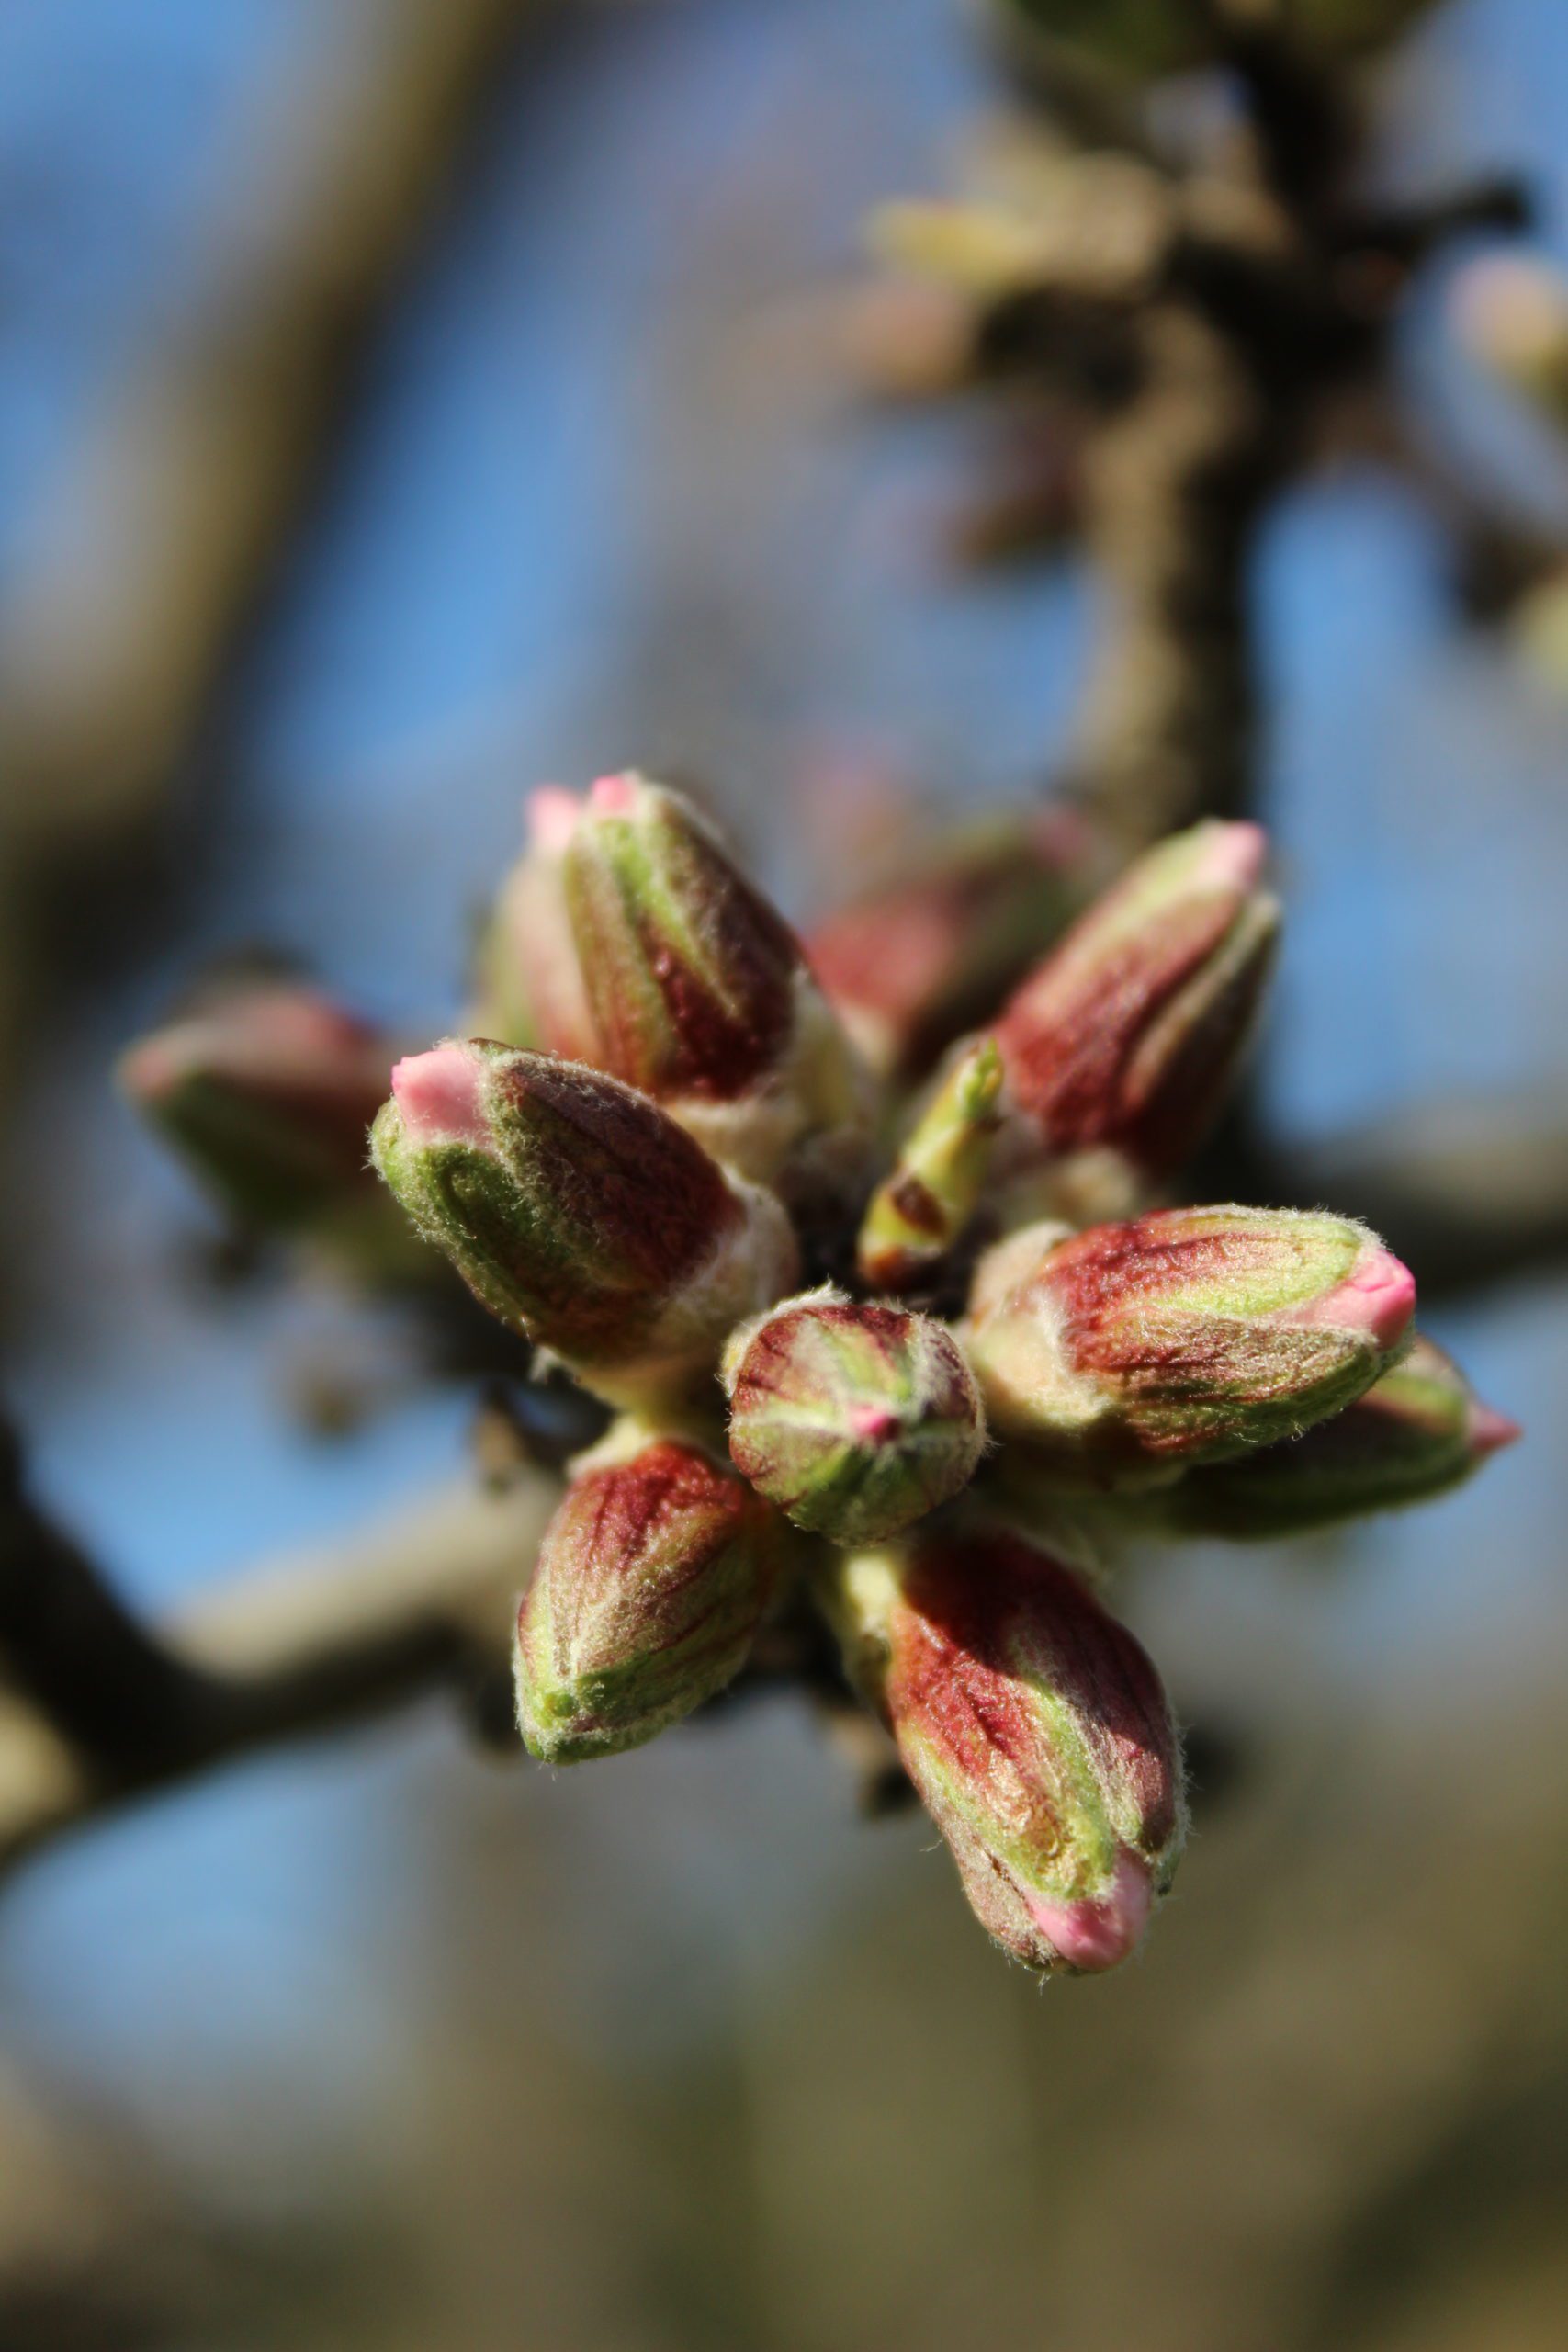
[{"x1": 126, "y1": 780, "x2": 1515, "y2": 1979}]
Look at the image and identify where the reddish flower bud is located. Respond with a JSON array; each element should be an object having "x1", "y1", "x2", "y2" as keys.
[
  {"x1": 964, "y1": 1205, "x2": 1416, "y2": 1478},
  {"x1": 992, "y1": 820, "x2": 1280, "y2": 1210},
  {"x1": 805, "y1": 808, "x2": 1097, "y2": 1080},
  {"x1": 555, "y1": 773, "x2": 873, "y2": 1186},
  {"x1": 723, "y1": 1292, "x2": 985, "y2": 1544},
  {"x1": 1153, "y1": 1332, "x2": 1518, "y2": 1539},
  {"x1": 371, "y1": 1040, "x2": 797, "y2": 1406},
  {"x1": 118, "y1": 981, "x2": 391, "y2": 1232},
  {"x1": 829, "y1": 1530, "x2": 1185, "y2": 1974},
  {"x1": 516, "y1": 1438, "x2": 785, "y2": 1761}
]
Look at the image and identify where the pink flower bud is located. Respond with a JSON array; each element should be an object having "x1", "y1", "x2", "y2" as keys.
[
  {"x1": 371, "y1": 1040, "x2": 798, "y2": 1406},
  {"x1": 516, "y1": 1439, "x2": 784, "y2": 1761},
  {"x1": 118, "y1": 981, "x2": 392, "y2": 1231},
  {"x1": 829, "y1": 1530, "x2": 1185, "y2": 1974},
  {"x1": 992, "y1": 820, "x2": 1280, "y2": 1202},
  {"x1": 964, "y1": 1205, "x2": 1415, "y2": 1478}
]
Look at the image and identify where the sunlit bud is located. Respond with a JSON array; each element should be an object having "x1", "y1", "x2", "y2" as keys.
[
  {"x1": 118, "y1": 981, "x2": 391, "y2": 1231},
  {"x1": 857, "y1": 1039, "x2": 1005, "y2": 1291},
  {"x1": 964, "y1": 1205, "x2": 1416, "y2": 1478},
  {"x1": 805, "y1": 808, "x2": 1098, "y2": 1080},
  {"x1": 1453, "y1": 254, "x2": 1568, "y2": 426},
  {"x1": 827, "y1": 1530, "x2": 1185, "y2": 1973},
  {"x1": 371, "y1": 1040, "x2": 798, "y2": 1407},
  {"x1": 723, "y1": 1291, "x2": 985, "y2": 1544},
  {"x1": 992, "y1": 820, "x2": 1280, "y2": 1212},
  {"x1": 554, "y1": 772, "x2": 872, "y2": 1187},
  {"x1": 1152, "y1": 1333, "x2": 1518, "y2": 1539},
  {"x1": 516, "y1": 1437, "x2": 785, "y2": 1761},
  {"x1": 468, "y1": 788, "x2": 602, "y2": 1059}
]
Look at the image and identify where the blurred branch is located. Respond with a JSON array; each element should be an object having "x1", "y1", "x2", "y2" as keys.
[
  {"x1": 0, "y1": 1446, "x2": 558, "y2": 1880},
  {"x1": 0, "y1": 0, "x2": 557, "y2": 1074},
  {"x1": 1211, "y1": 1102, "x2": 1568, "y2": 1295}
]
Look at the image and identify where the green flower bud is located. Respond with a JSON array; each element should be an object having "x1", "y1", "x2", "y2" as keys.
[
  {"x1": 964, "y1": 1205, "x2": 1416, "y2": 1481},
  {"x1": 857, "y1": 1037, "x2": 1005, "y2": 1291},
  {"x1": 992, "y1": 820, "x2": 1280, "y2": 1217},
  {"x1": 516, "y1": 1437, "x2": 784, "y2": 1761},
  {"x1": 1148, "y1": 1333, "x2": 1518, "y2": 1539},
  {"x1": 723, "y1": 1291, "x2": 985, "y2": 1545},
  {"x1": 826, "y1": 1528, "x2": 1185, "y2": 1973},
  {"x1": 371, "y1": 1040, "x2": 798, "y2": 1407},
  {"x1": 558, "y1": 773, "x2": 873, "y2": 1189},
  {"x1": 1453, "y1": 254, "x2": 1568, "y2": 429}
]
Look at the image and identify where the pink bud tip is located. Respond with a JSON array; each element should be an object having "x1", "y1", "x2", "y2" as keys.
[
  {"x1": 848, "y1": 1402, "x2": 903, "y2": 1446},
  {"x1": 1195, "y1": 820, "x2": 1268, "y2": 894},
  {"x1": 527, "y1": 787, "x2": 583, "y2": 854},
  {"x1": 1285, "y1": 1245, "x2": 1416, "y2": 1353},
  {"x1": 1027, "y1": 1849, "x2": 1153, "y2": 1974},
  {"x1": 1469, "y1": 1401, "x2": 1523, "y2": 1457},
  {"x1": 589, "y1": 772, "x2": 641, "y2": 816},
  {"x1": 390, "y1": 1045, "x2": 491, "y2": 1148}
]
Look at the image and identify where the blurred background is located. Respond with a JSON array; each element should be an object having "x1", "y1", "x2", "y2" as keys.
[{"x1": 0, "y1": 1, "x2": 1565, "y2": 2346}]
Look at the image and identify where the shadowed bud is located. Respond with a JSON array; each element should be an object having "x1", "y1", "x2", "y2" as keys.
[
  {"x1": 964, "y1": 1205, "x2": 1416, "y2": 1478},
  {"x1": 516, "y1": 1438, "x2": 785, "y2": 1761},
  {"x1": 992, "y1": 820, "x2": 1280, "y2": 1213},
  {"x1": 554, "y1": 773, "x2": 871, "y2": 1186},
  {"x1": 1151, "y1": 1333, "x2": 1518, "y2": 1539},
  {"x1": 805, "y1": 809, "x2": 1097, "y2": 1080},
  {"x1": 118, "y1": 981, "x2": 391, "y2": 1231},
  {"x1": 1453, "y1": 253, "x2": 1568, "y2": 427},
  {"x1": 371, "y1": 1040, "x2": 798, "y2": 1406},
  {"x1": 828, "y1": 1530, "x2": 1185, "y2": 1974},
  {"x1": 724, "y1": 1292, "x2": 985, "y2": 1544},
  {"x1": 468, "y1": 788, "x2": 602, "y2": 1059},
  {"x1": 858, "y1": 1038, "x2": 1005, "y2": 1290}
]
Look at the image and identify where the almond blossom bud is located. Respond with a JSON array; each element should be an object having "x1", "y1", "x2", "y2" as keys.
[
  {"x1": 828, "y1": 1530, "x2": 1185, "y2": 1974},
  {"x1": 516, "y1": 1438, "x2": 785, "y2": 1761},
  {"x1": 468, "y1": 788, "x2": 601, "y2": 1059},
  {"x1": 723, "y1": 1292, "x2": 985, "y2": 1544},
  {"x1": 964, "y1": 1205, "x2": 1416, "y2": 1479},
  {"x1": 371, "y1": 1040, "x2": 797, "y2": 1407},
  {"x1": 1153, "y1": 1332, "x2": 1518, "y2": 1540},
  {"x1": 992, "y1": 820, "x2": 1280, "y2": 1214},
  {"x1": 557, "y1": 773, "x2": 872, "y2": 1187},
  {"x1": 857, "y1": 1038, "x2": 1005, "y2": 1291},
  {"x1": 805, "y1": 808, "x2": 1096, "y2": 1080},
  {"x1": 118, "y1": 981, "x2": 392, "y2": 1231}
]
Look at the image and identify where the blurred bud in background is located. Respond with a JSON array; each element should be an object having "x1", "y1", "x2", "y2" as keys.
[
  {"x1": 805, "y1": 808, "x2": 1098, "y2": 1080},
  {"x1": 118, "y1": 980, "x2": 398, "y2": 1250}
]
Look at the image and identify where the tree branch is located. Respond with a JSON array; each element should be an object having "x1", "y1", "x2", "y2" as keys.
[{"x1": 0, "y1": 1466, "x2": 559, "y2": 1881}]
